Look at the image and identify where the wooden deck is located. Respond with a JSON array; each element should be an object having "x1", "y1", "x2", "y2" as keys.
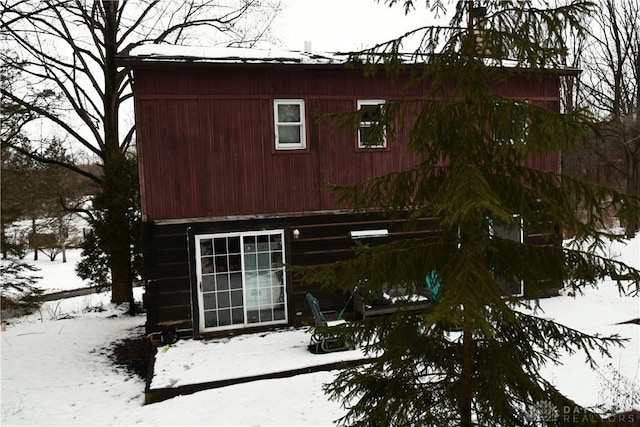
[{"x1": 144, "y1": 356, "x2": 375, "y2": 404}]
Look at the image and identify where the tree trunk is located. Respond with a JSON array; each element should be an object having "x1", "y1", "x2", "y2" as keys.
[
  {"x1": 109, "y1": 233, "x2": 131, "y2": 303},
  {"x1": 460, "y1": 318, "x2": 474, "y2": 427},
  {"x1": 102, "y1": 0, "x2": 132, "y2": 304},
  {"x1": 58, "y1": 214, "x2": 67, "y2": 263},
  {"x1": 128, "y1": 254, "x2": 136, "y2": 315},
  {"x1": 1, "y1": 220, "x2": 7, "y2": 260},
  {"x1": 31, "y1": 218, "x2": 38, "y2": 261},
  {"x1": 626, "y1": 149, "x2": 639, "y2": 237}
]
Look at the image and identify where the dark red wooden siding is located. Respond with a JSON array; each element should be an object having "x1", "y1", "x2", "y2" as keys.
[{"x1": 133, "y1": 66, "x2": 562, "y2": 221}]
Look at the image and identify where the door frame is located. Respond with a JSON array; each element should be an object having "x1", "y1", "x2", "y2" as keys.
[{"x1": 194, "y1": 229, "x2": 289, "y2": 333}]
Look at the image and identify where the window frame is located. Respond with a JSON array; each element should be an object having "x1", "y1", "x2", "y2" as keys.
[
  {"x1": 357, "y1": 99, "x2": 387, "y2": 149},
  {"x1": 273, "y1": 99, "x2": 306, "y2": 150}
]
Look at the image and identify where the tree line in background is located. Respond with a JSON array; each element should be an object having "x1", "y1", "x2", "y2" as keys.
[{"x1": 562, "y1": 0, "x2": 640, "y2": 236}]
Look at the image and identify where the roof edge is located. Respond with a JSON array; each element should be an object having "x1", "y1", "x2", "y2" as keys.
[{"x1": 116, "y1": 43, "x2": 581, "y2": 76}]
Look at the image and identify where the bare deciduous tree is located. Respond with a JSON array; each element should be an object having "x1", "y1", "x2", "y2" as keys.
[
  {"x1": 0, "y1": 0, "x2": 282, "y2": 304},
  {"x1": 565, "y1": 0, "x2": 640, "y2": 235},
  {"x1": 582, "y1": 0, "x2": 639, "y2": 118}
]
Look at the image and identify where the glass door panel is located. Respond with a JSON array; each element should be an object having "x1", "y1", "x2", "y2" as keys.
[
  {"x1": 196, "y1": 230, "x2": 287, "y2": 332},
  {"x1": 243, "y1": 232, "x2": 286, "y2": 325},
  {"x1": 198, "y1": 235, "x2": 245, "y2": 329}
]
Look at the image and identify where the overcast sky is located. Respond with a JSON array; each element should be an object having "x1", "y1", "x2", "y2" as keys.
[{"x1": 273, "y1": 0, "x2": 440, "y2": 52}]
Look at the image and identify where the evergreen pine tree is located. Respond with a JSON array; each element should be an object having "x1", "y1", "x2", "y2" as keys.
[
  {"x1": 76, "y1": 152, "x2": 142, "y2": 315},
  {"x1": 0, "y1": 260, "x2": 43, "y2": 317},
  {"x1": 294, "y1": 1, "x2": 640, "y2": 426}
]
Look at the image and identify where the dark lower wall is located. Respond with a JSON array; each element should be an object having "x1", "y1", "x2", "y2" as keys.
[
  {"x1": 141, "y1": 212, "x2": 560, "y2": 337},
  {"x1": 141, "y1": 212, "x2": 440, "y2": 337},
  {"x1": 141, "y1": 222, "x2": 193, "y2": 334}
]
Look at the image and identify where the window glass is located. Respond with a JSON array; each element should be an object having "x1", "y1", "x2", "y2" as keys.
[
  {"x1": 277, "y1": 104, "x2": 300, "y2": 122},
  {"x1": 494, "y1": 100, "x2": 528, "y2": 145},
  {"x1": 202, "y1": 275, "x2": 215, "y2": 292},
  {"x1": 216, "y1": 274, "x2": 229, "y2": 291},
  {"x1": 358, "y1": 127, "x2": 376, "y2": 146},
  {"x1": 277, "y1": 125, "x2": 301, "y2": 144},
  {"x1": 229, "y1": 272, "x2": 242, "y2": 289},
  {"x1": 244, "y1": 253, "x2": 257, "y2": 270},
  {"x1": 257, "y1": 235, "x2": 270, "y2": 251},
  {"x1": 201, "y1": 257, "x2": 214, "y2": 274},
  {"x1": 200, "y1": 239, "x2": 213, "y2": 256},
  {"x1": 218, "y1": 309, "x2": 231, "y2": 326},
  {"x1": 232, "y1": 308, "x2": 244, "y2": 324},
  {"x1": 360, "y1": 104, "x2": 382, "y2": 122},
  {"x1": 203, "y1": 293, "x2": 217, "y2": 310},
  {"x1": 213, "y1": 237, "x2": 226, "y2": 254},
  {"x1": 214, "y1": 255, "x2": 227, "y2": 272},
  {"x1": 490, "y1": 214, "x2": 524, "y2": 296}
]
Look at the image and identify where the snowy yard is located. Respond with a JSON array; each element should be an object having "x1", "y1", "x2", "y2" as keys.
[{"x1": 1, "y1": 237, "x2": 639, "y2": 426}]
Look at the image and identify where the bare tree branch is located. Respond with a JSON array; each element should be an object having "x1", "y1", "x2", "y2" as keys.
[
  {"x1": 1, "y1": 0, "x2": 282, "y2": 302},
  {"x1": 564, "y1": 0, "x2": 640, "y2": 235}
]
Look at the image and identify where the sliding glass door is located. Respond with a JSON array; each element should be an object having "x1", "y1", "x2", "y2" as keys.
[{"x1": 196, "y1": 230, "x2": 287, "y2": 332}]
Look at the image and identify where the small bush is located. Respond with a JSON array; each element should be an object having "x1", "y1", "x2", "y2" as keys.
[
  {"x1": 598, "y1": 362, "x2": 640, "y2": 417},
  {"x1": 0, "y1": 259, "x2": 43, "y2": 318}
]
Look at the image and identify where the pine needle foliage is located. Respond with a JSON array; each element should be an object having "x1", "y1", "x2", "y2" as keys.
[
  {"x1": 0, "y1": 260, "x2": 43, "y2": 317},
  {"x1": 293, "y1": 1, "x2": 640, "y2": 426}
]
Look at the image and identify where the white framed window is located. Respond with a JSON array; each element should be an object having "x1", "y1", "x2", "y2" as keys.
[
  {"x1": 196, "y1": 230, "x2": 288, "y2": 332},
  {"x1": 274, "y1": 99, "x2": 306, "y2": 150},
  {"x1": 357, "y1": 100, "x2": 386, "y2": 148},
  {"x1": 494, "y1": 99, "x2": 529, "y2": 145}
]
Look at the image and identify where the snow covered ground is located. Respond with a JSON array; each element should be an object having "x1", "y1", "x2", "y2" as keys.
[
  {"x1": 1, "y1": 237, "x2": 639, "y2": 426},
  {"x1": 24, "y1": 249, "x2": 91, "y2": 292}
]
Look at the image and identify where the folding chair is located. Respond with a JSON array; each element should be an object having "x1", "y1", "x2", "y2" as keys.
[{"x1": 305, "y1": 292, "x2": 352, "y2": 354}]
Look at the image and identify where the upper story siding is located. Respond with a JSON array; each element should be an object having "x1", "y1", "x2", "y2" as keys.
[{"x1": 131, "y1": 64, "x2": 562, "y2": 222}]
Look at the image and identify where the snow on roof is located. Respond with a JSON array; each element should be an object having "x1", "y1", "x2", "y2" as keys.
[
  {"x1": 123, "y1": 43, "x2": 349, "y2": 65},
  {"x1": 120, "y1": 43, "x2": 580, "y2": 75}
]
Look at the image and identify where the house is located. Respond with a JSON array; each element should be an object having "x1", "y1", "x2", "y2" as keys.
[{"x1": 118, "y1": 44, "x2": 572, "y2": 338}]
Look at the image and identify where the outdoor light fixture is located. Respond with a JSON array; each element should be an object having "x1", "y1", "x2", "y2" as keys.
[
  {"x1": 349, "y1": 229, "x2": 389, "y2": 239},
  {"x1": 292, "y1": 228, "x2": 300, "y2": 240}
]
